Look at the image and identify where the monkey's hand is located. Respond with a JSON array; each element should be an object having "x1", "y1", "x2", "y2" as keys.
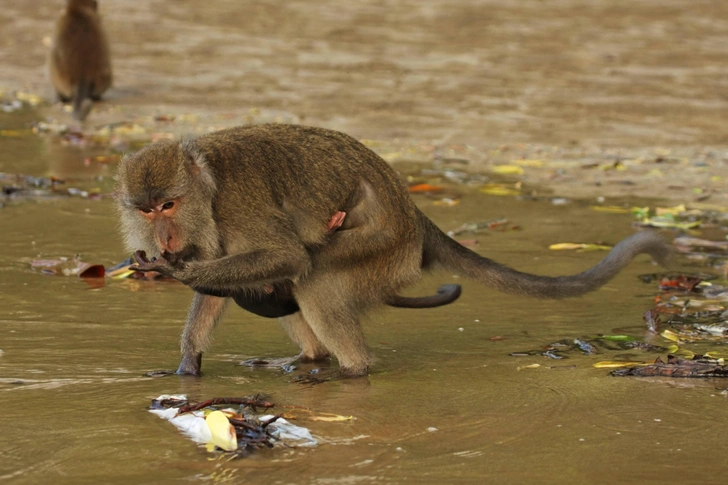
[{"x1": 131, "y1": 250, "x2": 182, "y2": 278}]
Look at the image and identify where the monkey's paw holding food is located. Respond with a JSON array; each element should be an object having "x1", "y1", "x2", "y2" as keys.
[
  {"x1": 131, "y1": 250, "x2": 174, "y2": 275},
  {"x1": 149, "y1": 395, "x2": 317, "y2": 456}
]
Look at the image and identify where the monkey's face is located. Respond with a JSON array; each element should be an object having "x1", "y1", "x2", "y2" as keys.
[{"x1": 116, "y1": 140, "x2": 219, "y2": 264}]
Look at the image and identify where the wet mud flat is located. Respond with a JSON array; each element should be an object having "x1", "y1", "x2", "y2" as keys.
[
  {"x1": 1, "y1": 0, "x2": 728, "y2": 203},
  {"x1": 1, "y1": 1, "x2": 728, "y2": 484},
  {"x1": 2, "y1": 150, "x2": 728, "y2": 483}
]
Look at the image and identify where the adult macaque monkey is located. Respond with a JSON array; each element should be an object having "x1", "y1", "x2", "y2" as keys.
[
  {"x1": 48, "y1": 0, "x2": 112, "y2": 121},
  {"x1": 116, "y1": 124, "x2": 671, "y2": 378}
]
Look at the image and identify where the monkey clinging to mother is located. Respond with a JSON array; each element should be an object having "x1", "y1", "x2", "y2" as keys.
[{"x1": 116, "y1": 123, "x2": 671, "y2": 379}]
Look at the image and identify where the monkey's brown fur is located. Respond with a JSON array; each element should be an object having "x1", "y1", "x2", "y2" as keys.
[
  {"x1": 116, "y1": 124, "x2": 672, "y2": 377},
  {"x1": 48, "y1": 0, "x2": 112, "y2": 121}
]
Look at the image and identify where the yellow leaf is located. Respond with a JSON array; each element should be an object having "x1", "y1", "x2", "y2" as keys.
[
  {"x1": 16, "y1": 91, "x2": 43, "y2": 106},
  {"x1": 492, "y1": 165, "x2": 524, "y2": 175},
  {"x1": 110, "y1": 270, "x2": 135, "y2": 280},
  {"x1": 205, "y1": 411, "x2": 237, "y2": 452},
  {"x1": 548, "y1": 243, "x2": 612, "y2": 251},
  {"x1": 517, "y1": 363, "x2": 541, "y2": 371},
  {"x1": 704, "y1": 352, "x2": 728, "y2": 359},
  {"x1": 601, "y1": 162, "x2": 626, "y2": 171},
  {"x1": 0, "y1": 129, "x2": 32, "y2": 137},
  {"x1": 310, "y1": 414, "x2": 354, "y2": 422},
  {"x1": 643, "y1": 219, "x2": 700, "y2": 230},
  {"x1": 655, "y1": 205, "x2": 686, "y2": 216},
  {"x1": 674, "y1": 349, "x2": 695, "y2": 359},
  {"x1": 480, "y1": 185, "x2": 520, "y2": 196},
  {"x1": 661, "y1": 329, "x2": 680, "y2": 343},
  {"x1": 593, "y1": 361, "x2": 648, "y2": 368},
  {"x1": 512, "y1": 159, "x2": 544, "y2": 167},
  {"x1": 590, "y1": 205, "x2": 631, "y2": 214}
]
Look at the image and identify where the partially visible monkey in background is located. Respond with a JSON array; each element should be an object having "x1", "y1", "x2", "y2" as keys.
[
  {"x1": 48, "y1": 0, "x2": 112, "y2": 121},
  {"x1": 116, "y1": 124, "x2": 672, "y2": 379}
]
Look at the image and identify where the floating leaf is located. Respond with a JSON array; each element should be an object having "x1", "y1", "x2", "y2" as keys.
[
  {"x1": 16, "y1": 91, "x2": 43, "y2": 106},
  {"x1": 632, "y1": 207, "x2": 650, "y2": 219},
  {"x1": 492, "y1": 164, "x2": 524, "y2": 175},
  {"x1": 0, "y1": 129, "x2": 32, "y2": 137},
  {"x1": 512, "y1": 159, "x2": 544, "y2": 167},
  {"x1": 309, "y1": 414, "x2": 354, "y2": 422},
  {"x1": 548, "y1": 243, "x2": 612, "y2": 251},
  {"x1": 408, "y1": 183, "x2": 444, "y2": 193},
  {"x1": 205, "y1": 411, "x2": 238, "y2": 452},
  {"x1": 638, "y1": 217, "x2": 700, "y2": 230},
  {"x1": 655, "y1": 205, "x2": 686, "y2": 216},
  {"x1": 611, "y1": 355, "x2": 728, "y2": 378},
  {"x1": 31, "y1": 257, "x2": 105, "y2": 278},
  {"x1": 480, "y1": 184, "x2": 520, "y2": 196},
  {"x1": 593, "y1": 361, "x2": 648, "y2": 369},
  {"x1": 590, "y1": 205, "x2": 632, "y2": 214},
  {"x1": 599, "y1": 335, "x2": 636, "y2": 341},
  {"x1": 658, "y1": 275, "x2": 701, "y2": 291},
  {"x1": 600, "y1": 161, "x2": 626, "y2": 171},
  {"x1": 457, "y1": 239, "x2": 478, "y2": 247},
  {"x1": 660, "y1": 329, "x2": 681, "y2": 343},
  {"x1": 673, "y1": 236, "x2": 728, "y2": 250}
]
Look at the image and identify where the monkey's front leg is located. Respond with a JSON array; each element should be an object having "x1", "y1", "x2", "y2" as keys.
[{"x1": 176, "y1": 293, "x2": 230, "y2": 375}]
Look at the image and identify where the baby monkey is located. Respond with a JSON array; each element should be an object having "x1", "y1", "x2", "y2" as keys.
[
  {"x1": 117, "y1": 124, "x2": 672, "y2": 378},
  {"x1": 48, "y1": 0, "x2": 112, "y2": 120}
]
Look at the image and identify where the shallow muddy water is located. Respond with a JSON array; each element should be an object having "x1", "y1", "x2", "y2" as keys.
[
  {"x1": 2, "y1": 132, "x2": 728, "y2": 485},
  {"x1": 2, "y1": 0, "x2": 728, "y2": 483}
]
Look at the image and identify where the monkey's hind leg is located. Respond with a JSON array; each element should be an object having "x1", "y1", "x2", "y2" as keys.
[
  {"x1": 241, "y1": 312, "x2": 331, "y2": 371},
  {"x1": 279, "y1": 312, "x2": 331, "y2": 362},
  {"x1": 295, "y1": 282, "x2": 372, "y2": 379}
]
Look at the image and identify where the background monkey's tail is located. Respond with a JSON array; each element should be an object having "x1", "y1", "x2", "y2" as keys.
[
  {"x1": 419, "y1": 210, "x2": 672, "y2": 299},
  {"x1": 72, "y1": 80, "x2": 94, "y2": 121}
]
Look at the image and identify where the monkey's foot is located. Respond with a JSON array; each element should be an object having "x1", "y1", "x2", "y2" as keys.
[{"x1": 174, "y1": 353, "x2": 202, "y2": 376}]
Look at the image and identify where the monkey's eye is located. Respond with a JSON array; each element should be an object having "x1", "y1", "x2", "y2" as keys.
[
  {"x1": 139, "y1": 207, "x2": 153, "y2": 214},
  {"x1": 161, "y1": 201, "x2": 175, "y2": 211}
]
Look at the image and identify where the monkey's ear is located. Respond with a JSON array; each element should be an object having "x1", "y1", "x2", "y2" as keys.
[{"x1": 181, "y1": 138, "x2": 216, "y2": 195}]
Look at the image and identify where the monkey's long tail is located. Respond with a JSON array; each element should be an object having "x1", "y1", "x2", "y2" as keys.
[
  {"x1": 420, "y1": 210, "x2": 672, "y2": 299},
  {"x1": 72, "y1": 80, "x2": 94, "y2": 121}
]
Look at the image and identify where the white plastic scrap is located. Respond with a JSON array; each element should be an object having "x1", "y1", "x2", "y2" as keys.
[
  {"x1": 148, "y1": 395, "x2": 317, "y2": 449},
  {"x1": 259, "y1": 414, "x2": 317, "y2": 447}
]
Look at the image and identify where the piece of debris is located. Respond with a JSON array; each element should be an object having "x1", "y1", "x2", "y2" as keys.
[
  {"x1": 149, "y1": 395, "x2": 317, "y2": 457},
  {"x1": 610, "y1": 355, "x2": 728, "y2": 377}
]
